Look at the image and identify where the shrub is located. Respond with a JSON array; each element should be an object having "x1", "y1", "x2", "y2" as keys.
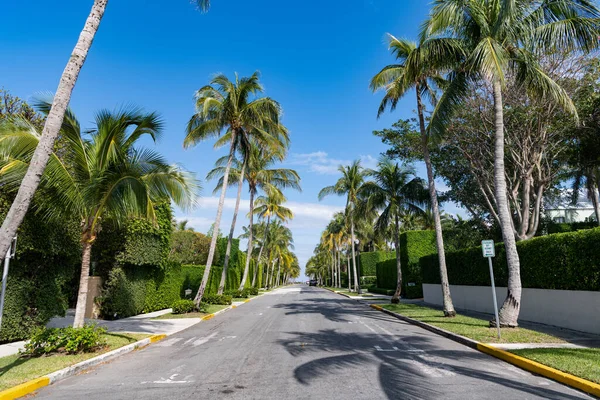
[
  {"x1": 421, "y1": 227, "x2": 600, "y2": 291},
  {"x1": 368, "y1": 287, "x2": 395, "y2": 296},
  {"x1": 245, "y1": 287, "x2": 259, "y2": 296},
  {"x1": 172, "y1": 299, "x2": 196, "y2": 314},
  {"x1": 22, "y1": 325, "x2": 107, "y2": 356},
  {"x1": 358, "y1": 251, "x2": 395, "y2": 276},
  {"x1": 224, "y1": 289, "x2": 247, "y2": 299},
  {"x1": 202, "y1": 294, "x2": 232, "y2": 305},
  {"x1": 360, "y1": 276, "x2": 377, "y2": 288},
  {"x1": 169, "y1": 230, "x2": 211, "y2": 265}
]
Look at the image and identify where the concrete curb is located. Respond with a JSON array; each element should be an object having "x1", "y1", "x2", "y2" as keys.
[
  {"x1": 477, "y1": 343, "x2": 600, "y2": 398},
  {"x1": 0, "y1": 334, "x2": 166, "y2": 400},
  {"x1": 368, "y1": 304, "x2": 600, "y2": 398},
  {"x1": 0, "y1": 295, "x2": 266, "y2": 399}
]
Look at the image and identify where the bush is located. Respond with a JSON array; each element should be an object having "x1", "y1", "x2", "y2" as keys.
[
  {"x1": 245, "y1": 287, "x2": 259, "y2": 296},
  {"x1": 421, "y1": 227, "x2": 600, "y2": 291},
  {"x1": 202, "y1": 294, "x2": 232, "y2": 305},
  {"x1": 22, "y1": 325, "x2": 107, "y2": 356},
  {"x1": 368, "y1": 287, "x2": 395, "y2": 296},
  {"x1": 546, "y1": 221, "x2": 597, "y2": 234},
  {"x1": 169, "y1": 231, "x2": 211, "y2": 265},
  {"x1": 360, "y1": 276, "x2": 377, "y2": 289},
  {"x1": 224, "y1": 289, "x2": 247, "y2": 299},
  {"x1": 358, "y1": 251, "x2": 395, "y2": 276},
  {"x1": 172, "y1": 299, "x2": 196, "y2": 314}
]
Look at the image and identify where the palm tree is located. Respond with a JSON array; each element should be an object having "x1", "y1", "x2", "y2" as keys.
[
  {"x1": 318, "y1": 160, "x2": 365, "y2": 293},
  {"x1": 0, "y1": 103, "x2": 199, "y2": 327},
  {"x1": 371, "y1": 34, "x2": 457, "y2": 316},
  {"x1": 253, "y1": 189, "x2": 294, "y2": 288},
  {"x1": 237, "y1": 144, "x2": 300, "y2": 290},
  {"x1": 423, "y1": 0, "x2": 600, "y2": 326},
  {"x1": 185, "y1": 72, "x2": 287, "y2": 306},
  {"x1": 361, "y1": 158, "x2": 428, "y2": 303},
  {"x1": 0, "y1": 0, "x2": 211, "y2": 267}
]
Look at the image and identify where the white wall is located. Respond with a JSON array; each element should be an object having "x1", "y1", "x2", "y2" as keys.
[{"x1": 423, "y1": 283, "x2": 600, "y2": 335}]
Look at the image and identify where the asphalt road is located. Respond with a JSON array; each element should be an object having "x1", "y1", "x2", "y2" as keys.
[{"x1": 34, "y1": 286, "x2": 592, "y2": 400}]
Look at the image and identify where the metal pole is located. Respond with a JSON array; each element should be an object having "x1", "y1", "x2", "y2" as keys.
[
  {"x1": 488, "y1": 256, "x2": 501, "y2": 339},
  {"x1": 0, "y1": 254, "x2": 10, "y2": 330}
]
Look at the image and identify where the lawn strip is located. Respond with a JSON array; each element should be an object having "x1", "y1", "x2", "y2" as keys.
[{"x1": 510, "y1": 348, "x2": 600, "y2": 384}]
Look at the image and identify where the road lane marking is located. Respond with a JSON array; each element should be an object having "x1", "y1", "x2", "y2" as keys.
[{"x1": 193, "y1": 332, "x2": 218, "y2": 347}]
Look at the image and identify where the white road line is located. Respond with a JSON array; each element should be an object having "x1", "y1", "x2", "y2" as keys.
[
  {"x1": 183, "y1": 338, "x2": 195, "y2": 346},
  {"x1": 193, "y1": 332, "x2": 218, "y2": 347}
]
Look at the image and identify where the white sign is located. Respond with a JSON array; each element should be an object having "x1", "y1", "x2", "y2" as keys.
[{"x1": 481, "y1": 240, "x2": 495, "y2": 258}]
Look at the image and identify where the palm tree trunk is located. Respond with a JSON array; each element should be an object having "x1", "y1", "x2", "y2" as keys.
[
  {"x1": 391, "y1": 214, "x2": 403, "y2": 304},
  {"x1": 73, "y1": 238, "x2": 94, "y2": 328},
  {"x1": 240, "y1": 189, "x2": 255, "y2": 289},
  {"x1": 275, "y1": 260, "x2": 281, "y2": 287},
  {"x1": 194, "y1": 131, "x2": 236, "y2": 306},
  {"x1": 337, "y1": 250, "x2": 341, "y2": 288},
  {"x1": 492, "y1": 81, "x2": 522, "y2": 327},
  {"x1": 416, "y1": 87, "x2": 456, "y2": 317},
  {"x1": 0, "y1": 0, "x2": 107, "y2": 261},
  {"x1": 347, "y1": 254, "x2": 351, "y2": 291},
  {"x1": 350, "y1": 221, "x2": 360, "y2": 294},
  {"x1": 590, "y1": 178, "x2": 600, "y2": 225},
  {"x1": 255, "y1": 216, "x2": 271, "y2": 288},
  {"x1": 218, "y1": 162, "x2": 246, "y2": 295}
]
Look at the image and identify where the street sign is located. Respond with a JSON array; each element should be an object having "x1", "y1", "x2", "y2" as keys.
[
  {"x1": 481, "y1": 239, "x2": 500, "y2": 339},
  {"x1": 481, "y1": 240, "x2": 495, "y2": 257}
]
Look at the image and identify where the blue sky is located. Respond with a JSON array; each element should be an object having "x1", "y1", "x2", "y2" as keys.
[{"x1": 1, "y1": 0, "x2": 462, "y2": 277}]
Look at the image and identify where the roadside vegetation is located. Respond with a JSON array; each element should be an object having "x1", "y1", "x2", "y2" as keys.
[{"x1": 510, "y1": 348, "x2": 600, "y2": 384}]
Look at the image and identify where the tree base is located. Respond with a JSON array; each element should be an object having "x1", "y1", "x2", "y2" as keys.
[
  {"x1": 390, "y1": 297, "x2": 400, "y2": 304},
  {"x1": 489, "y1": 319, "x2": 518, "y2": 328},
  {"x1": 443, "y1": 310, "x2": 457, "y2": 318}
]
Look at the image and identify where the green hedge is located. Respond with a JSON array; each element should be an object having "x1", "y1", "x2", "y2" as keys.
[
  {"x1": 547, "y1": 221, "x2": 597, "y2": 234},
  {"x1": 100, "y1": 262, "x2": 241, "y2": 319},
  {"x1": 358, "y1": 251, "x2": 395, "y2": 276},
  {"x1": 0, "y1": 194, "x2": 80, "y2": 343},
  {"x1": 421, "y1": 227, "x2": 600, "y2": 290},
  {"x1": 368, "y1": 287, "x2": 395, "y2": 296},
  {"x1": 375, "y1": 230, "x2": 437, "y2": 299}
]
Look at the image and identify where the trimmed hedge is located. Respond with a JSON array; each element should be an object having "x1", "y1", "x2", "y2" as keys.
[
  {"x1": 547, "y1": 221, "x2": 597, "y2": 234},
  {"x1": 358, "y1": 251, "x2": 395, "y2": 277},
  {"x1": 368, "y1": 287, "x2": 395, "y2": 296},
  {"x1": 375, "y1": 230, "x2": 437, "y2": 299},
  {"x1": 99, "y1": 262, "x2": 242, "y2": 319},
  {"x1": 421, "y1": 227, "x2": 600, "y2": 290}
]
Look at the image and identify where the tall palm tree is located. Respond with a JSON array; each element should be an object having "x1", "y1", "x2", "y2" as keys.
[
  {"x1": 361, "y1": 158, "x2": 428, "y2": 303},
  {"x1": 423, "y1": 0, "x2": 600, "y2": 326},
  {"x1": 318, "y1": 160, "x2": 365, "y2": 293},
  {"x1": 0, "y1": 104, "x2": 199, "y2": 327},
  {"x1": 238, "y1": 145, "x2": 301, "y2": 289},
  {"x1": 371, "y1": 33, "x2": 457, "y2": 317},
  {"x1": 264, "y1": 220, "x2": 293, "y2": 288},
  {"x1": 0, "y1": 0, "x2": 212, "y2": 267},
  {"x1": 253, "y1": 189, "x2": 294, "y2": 287},
  {"x1": 185, "y1": 72, "x2": 288, "y2": 306}
]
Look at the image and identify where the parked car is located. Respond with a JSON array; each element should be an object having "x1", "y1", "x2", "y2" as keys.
[{"x1": 309, "y1": 279, "x2": 318, "y2": 286}]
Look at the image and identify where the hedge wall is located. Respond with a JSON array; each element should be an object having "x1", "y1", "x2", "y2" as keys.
[
  {"x1": 0, "y1": 194, "x2": 80, "y2": 343},
  {"x1": 421, "y1": 227, "x2": 600, "y2": 291},
  {"x1": 100, "y1": 262, "x2": 242, "y2": 319},
  {"x1": 358, "y1": 251, "x2": 395, "y2": 276},
  {"x1": 375, "y1": 230, "x2": 437, "y2": 299},
  {"x1": 546, "y1": 221, "x2": 597, "y2": 234}
]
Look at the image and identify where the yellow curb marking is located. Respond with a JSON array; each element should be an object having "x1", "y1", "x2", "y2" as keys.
[
  {"x1": 231, "y1": 305, "x2": 237, "y2": 309},
  {"x1": 149, "y1": 334, "x2": 167, "y2": 343},
  {"x1": 477, "y1": 343, "x2": 600, "y2": 397},
  {"x1": 370, "y1": 304, "x2": 383, "y2": 311},
  {"x1": 202, "y1": 314, "x2": 215, "y2": 321},
  {"x1": 244, "y1": 299, "x2": 251, "y2": 303},
  {"x1": 0, "y1": 376, "x2": 49, "y2": 400}
]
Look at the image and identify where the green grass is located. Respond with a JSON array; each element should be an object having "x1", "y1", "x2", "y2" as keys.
[
  {"x1": 511, "y1": 348, "x2": 600, "y2": 384},
  {"x1": 381, "y1": 303, "x2": 564, "y2": 344},
  {"x1": 0, "y1": 333, "x2": 148, "y2": 391},
  {"x1": 152, "y1": 304, "x2": 231, "y2": 320}
]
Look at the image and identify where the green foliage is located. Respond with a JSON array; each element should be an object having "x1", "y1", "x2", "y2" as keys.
[
  {"x1": 546, "y1": 222, "x2": 598, "y2": 235},
  {"x1": 245, "y1": 287, "x2": 259, "y2": 296},
  {"x1": 375, "y1": 231, "x2": 436, "y2": 299},
  {"x1": 224, "y1": 289, "x2": 247, "y2": 298},
  {"x1": 368, "y1": 287, "x2": 395, "y2": 296},
  {"x1": 22, "y1": 325, "x2": 107, "y2": 356},
  {"x1": 215, "y1": 237, "x2": 239, "y2": 267},
  {"x1": 0, "y1": 194, "x2": 80, "y2": 343},
  {"x1": 171, "y1": 299, "x2": 196, "y2": 314},
  {"x1": 360, "y1": 276, "x2": 377, "y2": 288},
  {"x1": 421, "y1": 228, "x2": 600, "y2": 290},
  {"x1": 169, "y1": 230, "x2": 210, "y2": 265},
  {"x1": 201, "y1": 294, "x2": 232, "y2": 305},
  {"x1": 358, "y1": 251, "x2": 395, "y2": 276}
]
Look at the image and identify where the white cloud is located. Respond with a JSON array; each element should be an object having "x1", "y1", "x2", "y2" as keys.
[{"x1": 289, "y1": 151, "x2": 378, "y2": 175}]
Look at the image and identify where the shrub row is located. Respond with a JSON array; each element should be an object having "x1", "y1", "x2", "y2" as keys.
[
  {"x1": 22, "y1": 325, "x2": 106, "y2": 356},
  {"x1": 421, "y1": 227, "x2": 600, "y2": 291},
  {"x1": 172, "y1": 299, "x2": 196, "y2": 314},
  {"x1": 358, "y1": 251, "x2": 395, "y2": 276},
  {"x1": 375, "y1": 230, "x2": 437, "y2": 299},
  {"x1": 368, "y1": 287, "x2": 395, "y2": 296},
  {"x1": 202, "y1": 294, "x2": 232, "y2": 305}
]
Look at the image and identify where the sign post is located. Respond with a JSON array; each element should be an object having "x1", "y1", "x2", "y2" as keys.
[{"x1": 481, "y1": 240, "x2": 501, "y2": 339}]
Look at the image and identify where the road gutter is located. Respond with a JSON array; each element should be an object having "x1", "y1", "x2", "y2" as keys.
[
  {"x1": 0, "y1": 293, "x2": 264, "y2": 400},
  {"x1": 368, "y1": 303, "x2": 600, "y2": 398}
]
